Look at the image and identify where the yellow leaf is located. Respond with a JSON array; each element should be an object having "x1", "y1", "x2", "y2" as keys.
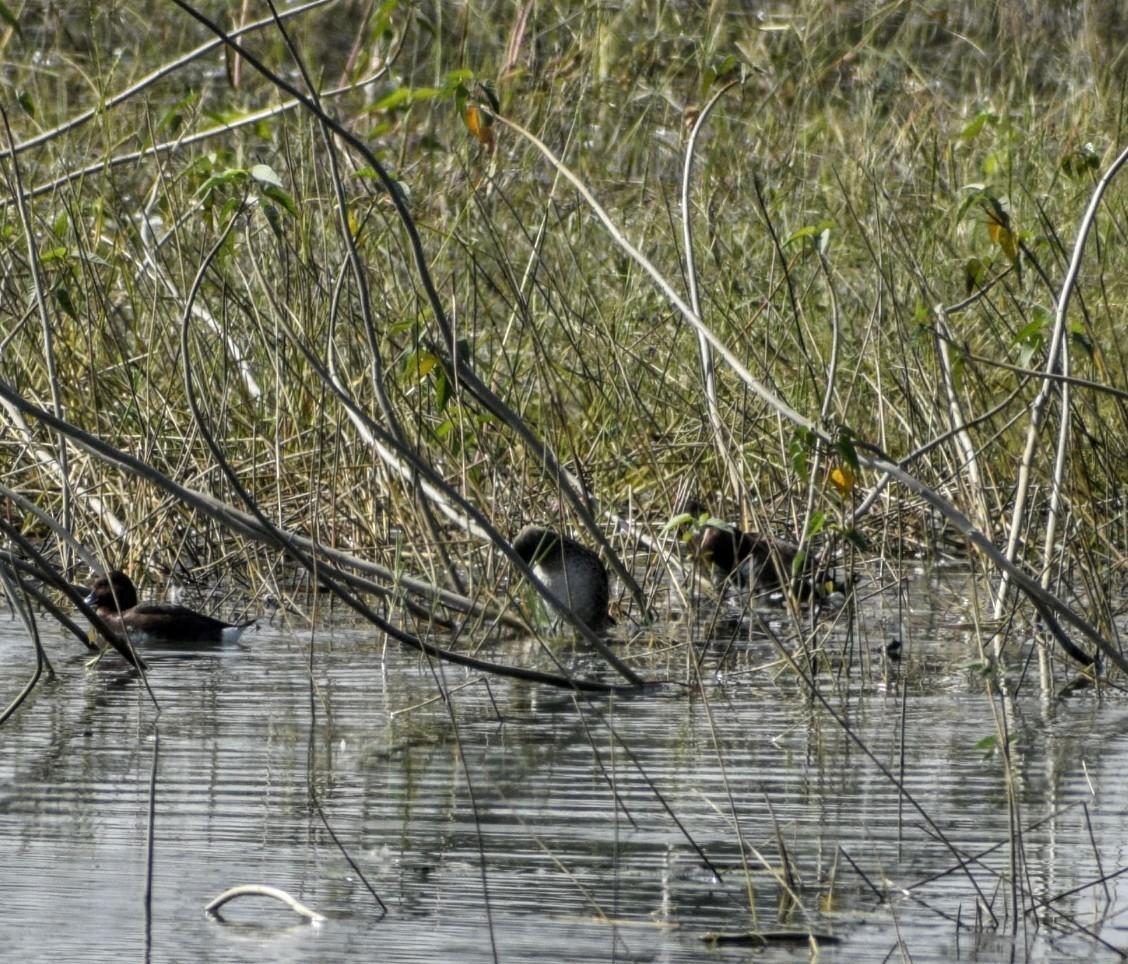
[
  {"x1": 463, "y1": 105, "x2": 496, "y2": 154},
  {"x1": 829, "y1": 465, "x2": 855, "y2": 496},
  {"x1": 464, "y1": 105, "x2": 483, "y2": 138},
  {"x1": 414, "y1": 351, "x2": 438, "y2": 378},
  {"x1": 986, "y1": 210, "x2": 1018, "y2": 262}
]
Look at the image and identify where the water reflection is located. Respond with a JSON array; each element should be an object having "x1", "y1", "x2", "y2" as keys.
[{"x1": 0, "y1": 575, "x2": 1125, "y2": 962}]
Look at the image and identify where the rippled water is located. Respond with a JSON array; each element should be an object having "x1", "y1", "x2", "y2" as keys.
[{"x1": 2, "y1": 569, "x2": 1127, "y2": 962}]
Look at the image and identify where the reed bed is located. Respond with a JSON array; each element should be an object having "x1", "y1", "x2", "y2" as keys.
[
  {"x1": 3, "y1": 2, "x2": 1125, "y2": 666},
  {"x1": 2, "y1": 0, "x2": 1128, "y2": 949}
]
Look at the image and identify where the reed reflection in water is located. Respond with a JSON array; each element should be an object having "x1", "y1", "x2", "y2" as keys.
[{"x1": 0, "y1": 590, "x2": 1123, "y2": 963}]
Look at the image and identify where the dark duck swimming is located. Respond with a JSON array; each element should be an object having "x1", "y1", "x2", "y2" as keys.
[
  {"x1": 690, "y1": 522, "x2": 801, "y2": 591},
  {"x1": 84, "y1": 570, "x2": 256, "y2": 645},
  {"x1": 511, "y1": 525, "x2": 611, "y2": 631},
  {"x1": 682, "y1": 505, "x2": 847, "y2": 601}
]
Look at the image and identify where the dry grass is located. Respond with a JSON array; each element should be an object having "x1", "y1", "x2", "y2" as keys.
[{"x1": 1, "y1": 0, "x2": 1127, "y2": 679}]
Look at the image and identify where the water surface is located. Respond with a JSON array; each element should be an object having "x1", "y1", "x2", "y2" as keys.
[{"x1": 1, "y1": 571, "x2": 1126, "y2": 962}]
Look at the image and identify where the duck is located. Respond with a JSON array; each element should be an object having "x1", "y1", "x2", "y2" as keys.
[
  {"x1": 84, "y1": 570, "x2": 256, "y2": 645},
  {"x1": 684, "y1": 514, "x2": 848, "y2": 602},
  {"x1": 511, "y1": 525, "x2": 611, "y2": 631},
  {"x1": 690, "y1": 523, "x2": 798, "y2": 591}
]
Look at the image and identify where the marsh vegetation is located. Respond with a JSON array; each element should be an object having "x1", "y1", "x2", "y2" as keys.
[{"x1": 3, "y1": 1, "x2": 1128, "y2": 959}]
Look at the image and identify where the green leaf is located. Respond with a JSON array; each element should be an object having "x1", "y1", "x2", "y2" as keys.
[
  {"x1": 803, "y1": 511, "x2": 827, "y2": 539},
  {"x1": 789, "y1": 426, "x2": 816, "y2": 482},
  {"x1": 262, "y1": 203, "x2": 284, "y2": 241},
  {"x1": 661, "y1": 512, "x2": 697, "y2": 535},
  {"x1": 16, "y1": 89, "x2": 34, "y2": 117},
  {"x1": 219, "y1": 196, "x2": 243, "y2": 226},
  {"x1": 434, "y1": 368, "x2": 451, "y2": 410},
  {"x1": 453, "y1": 83, "x2": 470, "y2": 115},
  {"x1": 1013, "y1": 311, "x2": 1049, "y2": 367},
  {"x1": 702, "y1": 55, "x2": 739, "y2": 93},
  {"x1": 39, "y1": 246, "x2": 69, "y2": 264},
  {"x1": 54, "y1": 285, "x2": 78, "y2": 320},
  {"x1": 784, "y1": 219, "x2": 835, "y2": 251},
  {"x1": 1012, "y1": 315, "x2": 1048, "y2": 344},
  {"x1": 834, "y1": 428, "x2": 860, "y2": 472},
  {"x1": 959, "y1": 110, "x2": 996, "y2": 141},
  {"x1": 371, "y1": 86, "x2": 414, "y2": 111},
  {"x1": 964, "y1": 257, "x2": 987, "y2": 294},
  {"x1": 408, "y1": 350, "x2": 439, "y2": 378},
  {"x1": 1069, "y1": 322, "x2": 1095, "y2": 361},
  {"x1": 261, "y1": 184, "x2": 297, "y2": 217},
  {"x1": 790, "y1": 548, "x2": 807, "y2": 578},
  {"x1": 410, "y1": 85, "x2": 445, "y2": 102},
  {"x1": 196, "y1": 168, "x2": 248, "y2": 200},
  {"x1": 955, "y1": 183, "x2": 988, "y2": 223},
  {"x1": 1060, "y1": 143, "x2": 1100, "y2": 178},
  {"x1": 443, "y1": 69, "x2": 475, "y2": 93},
  {"x1": 373, "y1": 0, "x2": 398, "y2": 29},
  {"x1": 370, "y1": 83, "x2": 447, "y2": 113}
]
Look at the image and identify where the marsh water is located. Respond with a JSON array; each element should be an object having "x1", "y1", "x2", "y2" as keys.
[{"x1": 2, "y1": 569, "x2": 1128, "y2": 963}]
